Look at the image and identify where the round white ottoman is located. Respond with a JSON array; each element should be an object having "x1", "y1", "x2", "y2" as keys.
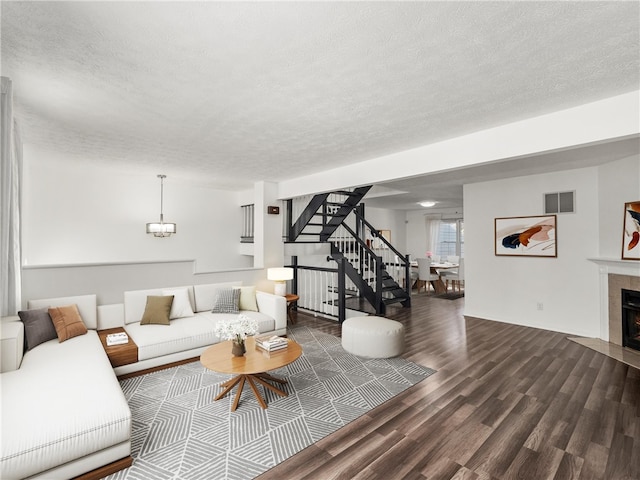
[{"x1": 341, "y1": 316, "x2": 405, "y2": 358}]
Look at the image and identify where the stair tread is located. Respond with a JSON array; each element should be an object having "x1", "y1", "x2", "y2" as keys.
[
  {"x1": 383, "y1": 297, "x2": 408, "y2": 305},
  {"x1": 332, "y1": 190, "x2": 361, "y2": 196},
  {"x1": 312, "y1": 213, "x2": 347, "y2": 218},
  {"x1": 284, "y1": 241, "x2": 328, "y2": 244}
]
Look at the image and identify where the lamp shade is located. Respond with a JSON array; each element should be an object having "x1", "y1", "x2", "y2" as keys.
[
  {"x1": 267, "y1": 267, "x2": 293, "y2": 296},
  {"x1": 267, "y1": 267, "x2": 293, "y2": 282},
  {"x1": 146, "y1": 221, "x2": 177, "y2": 236}
]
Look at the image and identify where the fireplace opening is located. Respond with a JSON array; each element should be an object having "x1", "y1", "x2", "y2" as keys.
[{"x1": 622, "y1": 288, "x2": 640, "y2": 351}]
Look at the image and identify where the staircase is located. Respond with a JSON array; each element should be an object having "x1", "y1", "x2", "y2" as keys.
[
  {"x1": 288, "y1": 187, "x2": 372, "y2": 242},
  {"x1": 286, "y1": 188, "x2": 411, "y2": 319}
]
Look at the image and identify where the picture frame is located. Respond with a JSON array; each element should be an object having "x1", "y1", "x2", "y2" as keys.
[
  {"x1": 495, "y1": 215, "x2": 557, "y2": 257},
  {"x1": 372, "y1": 229, "x2": 391, "y2": 249},
  {"x1": 622, "y1": 201, "x2": 640, "y2": 260}
]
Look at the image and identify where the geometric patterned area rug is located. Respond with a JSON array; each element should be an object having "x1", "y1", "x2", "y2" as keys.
[{"x1": 104, "y1": 325, "x2": 436, "y2": 480}]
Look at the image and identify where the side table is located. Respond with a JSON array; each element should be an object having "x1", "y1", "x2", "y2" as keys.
[
  {"x1": 284, "y1": 293, "x2": 299, "y2": 324},
  {"x1": 98, "y1": 327, "x2": 138, "y2": 368}
]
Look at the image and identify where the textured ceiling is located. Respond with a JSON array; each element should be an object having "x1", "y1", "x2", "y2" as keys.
[{"x1": 2, "y1": 1, "x2": 639, "y2": 199}]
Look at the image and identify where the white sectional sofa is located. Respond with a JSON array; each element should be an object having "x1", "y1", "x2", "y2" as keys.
[
  {"x1": 0, "y1": 282, "x2": 287, "y2": 479},
  {"x1": 1, "y1": 294, "x2": 132, "y2": 480}
]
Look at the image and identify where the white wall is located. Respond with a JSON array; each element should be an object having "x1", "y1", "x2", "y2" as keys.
[
  {"x1": 598, "y1": 154, "x2": 640, "y2": 258},
  {"x1": 362, "y1": 205, "x2": 408, "y2": 255},
  {"x1": 405, "y1": 210, "x2": 427, "y2": 261},
  {"x1": 464, "y1": 166, "x2": 601, "y2": 337},
  {"x1": 21, "y1": 261, "x2": 269, "y2": 306},
  {"x1": 15, "y1": 145, "x2": 282, "y2": 309},
  {"x1": 253, "y1": 181, "x2": 285, "y2": 269},
  {"x1": 22, "y1": 145, "x2": 252, "y2": 272}
]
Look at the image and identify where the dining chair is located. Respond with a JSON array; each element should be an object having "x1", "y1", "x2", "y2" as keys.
[
  {"x1": 429, "y1": 254, "x2": 441, "y2": 263},
  {"x1": 417, "y1": 257, "x2": 440, "y2": 294},
  {"x1": 443, "y1": 258, "x2": 465, "y2": 292},
  {"x1": 440, "y1": 255, "x2": 459, "y2": 284}
]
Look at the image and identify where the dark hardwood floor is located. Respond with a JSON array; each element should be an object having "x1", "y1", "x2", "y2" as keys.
[{"x1": 258, "y1": 293, "x2": 640, "y2": 480}]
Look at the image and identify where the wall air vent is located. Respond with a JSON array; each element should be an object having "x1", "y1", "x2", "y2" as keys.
[{"x1": 544, "y1": 191, "x2": 575, "y2": 214}]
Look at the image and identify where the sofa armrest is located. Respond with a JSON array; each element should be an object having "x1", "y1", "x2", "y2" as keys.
[
  {"x1": 1, "y1": 316, "x2": 24, "y2": 373},
  {"x1": 255, "y1": 291, "x2": 287, "y2": 331}
]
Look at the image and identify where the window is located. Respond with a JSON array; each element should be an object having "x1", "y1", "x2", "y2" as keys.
[{"x1": 436, "y1": 219, "x2": 464, "y2": 258}]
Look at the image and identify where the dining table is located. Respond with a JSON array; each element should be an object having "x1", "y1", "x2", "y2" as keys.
[
  {"x1": 429, "y1": 262, "x2": 459, "y2": 294},
  {"x1": 411, "y1": 261, "x2": 459, "y2": 295}
]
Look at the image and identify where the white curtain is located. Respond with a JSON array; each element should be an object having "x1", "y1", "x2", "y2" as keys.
[
  {"x1": 424, "y1": 215, "x2": 441, "y2": 257},
  {"x1": 1, "y1": 77, "x2": 22, "y2": 316}
]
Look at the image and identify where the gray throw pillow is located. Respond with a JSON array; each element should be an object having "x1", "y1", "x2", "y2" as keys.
[
  {"x1": 18, "y1": 307, "x2": 58, "y2": 351},
  {"x1": 211, "y1": 287, "x2": 240, "y2": 314}
]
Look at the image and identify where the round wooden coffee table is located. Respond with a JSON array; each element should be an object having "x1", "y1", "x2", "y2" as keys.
[{"x1": 200, "y1": 337, "x2": 302, "y2": 411}]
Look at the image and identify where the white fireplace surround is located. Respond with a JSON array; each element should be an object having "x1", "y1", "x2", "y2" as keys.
[{"x1": 589, "y1": 258, "x2": 640, "y2": 342}]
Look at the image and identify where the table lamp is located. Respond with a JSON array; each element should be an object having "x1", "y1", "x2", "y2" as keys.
[{"x1": 267, "y1": 267, "x2": 293, "y2": 296}]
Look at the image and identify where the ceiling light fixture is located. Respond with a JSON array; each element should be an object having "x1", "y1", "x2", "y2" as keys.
[
  {"x1": 419, "y1": 201, "x2": 437, "y2": 208},
  {"x1": 146, "y1": 174, "x2": 176, "y2": 237}
]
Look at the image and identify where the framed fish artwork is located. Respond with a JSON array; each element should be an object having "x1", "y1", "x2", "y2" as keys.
[
  {"x1": 495, "y1": 215, "x2": 557, "y2": 257},
  {"x1": 622, "y1": 201, "x2": 640, "y2": 260}
]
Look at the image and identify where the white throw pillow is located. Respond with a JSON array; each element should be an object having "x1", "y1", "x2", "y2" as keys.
[
  {"x1": 235, "y1": 286, "x2": 259, "y2": 312},
  {"x1": 162, "y1": 288, "x2": 194, "y2": 319}
]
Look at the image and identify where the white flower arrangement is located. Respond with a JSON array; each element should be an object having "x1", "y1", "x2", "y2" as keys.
[{"x1": 214, "y1": 314, "x2": 259, "y2": 345}]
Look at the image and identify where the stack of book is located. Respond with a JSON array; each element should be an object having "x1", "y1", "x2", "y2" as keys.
[
  {"x1": 106, "y1": 332, "x2": 129, "y2": 346},
  {"x1": 255, "y1": 335, "x2": 288, "y2": 352}
]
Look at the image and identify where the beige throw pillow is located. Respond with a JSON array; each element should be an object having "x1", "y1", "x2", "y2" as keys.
[
  {"x1": 236, "y1": 286, "x2": 259, "y2": 312},
  {"x1": 140, "y1": 295, "x2": 174, "y2": 325},
  {"x1": 48, "y1": 304, "x2": 88, "y2": 342}
]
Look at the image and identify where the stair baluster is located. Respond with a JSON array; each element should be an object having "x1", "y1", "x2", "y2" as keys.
[{"x1": 287, "y1": 187, "x2": 411, "y2": 318}]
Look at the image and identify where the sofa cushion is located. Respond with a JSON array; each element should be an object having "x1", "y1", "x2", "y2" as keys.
[
  {"x1": 124, "y1": 310, "x2": 275, "y2": 362},
  {"x1": 28, "y1": 295, "x2": 98, "y2": 330},
  {"x1": 193, "y1": 282, "x2": 242, "y2": 312},
  {"x1": 18, "y1": 307, "x2": 57, "y2": 351},
  {"x1": 162, "y1": 287, "x2": 194, "y2": 319},
  {"x1": 125, "y1": 314, "x2": 221, "y2": 361},
  {"x1": 140, "y1": 296, "x2": 173, "y2": 325},
  {"x1": 0, "y1": 331, "x2": 131, "y2": 479},
  {"x1": 211, "y1": 287, "x2": 240, "y2": 314},
  {"x1": 48, "y1": 304, "x2": 88, "y2": 342},
  {"x1": 236, "y1": 286, "x2": 259, "y2": 312},
  {"x1": 235, "y1": 310, "x2": 275, "y2": 333}
]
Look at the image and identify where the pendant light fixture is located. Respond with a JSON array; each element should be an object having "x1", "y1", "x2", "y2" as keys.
[{"x1": 146, "y1": 174, "x2": 176, "y2": 237}]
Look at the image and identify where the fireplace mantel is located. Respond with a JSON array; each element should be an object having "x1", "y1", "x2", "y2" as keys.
[
  {"x1": 589, "y1": 258, "x2": 640, "y2": 342},
  {"x1": 588, "y1": 258, "x2": 640, "y2": 277}
]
